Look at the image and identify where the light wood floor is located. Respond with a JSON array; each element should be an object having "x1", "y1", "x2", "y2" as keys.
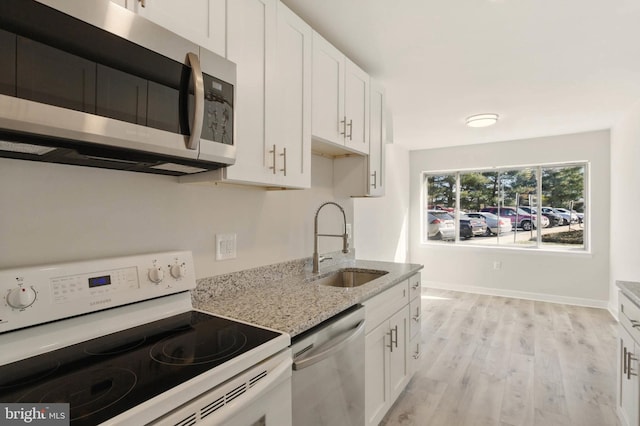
[{"x1": 380, "y1": 288, "x2": 620, "y2": 426}]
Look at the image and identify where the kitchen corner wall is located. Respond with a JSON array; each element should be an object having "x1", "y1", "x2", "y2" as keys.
[
  {"x1": 0, "y1": 155, "x2": 351, "y2": 279},
  {"x1": 354, "y1": 144, "x2": 410, "y2": 263},
  {"x1": 410, "y1": 130, "x2": 611, "y2": 307},
  {"x1": 610, "y1": 99, "x2": 640, "y2": 315}
]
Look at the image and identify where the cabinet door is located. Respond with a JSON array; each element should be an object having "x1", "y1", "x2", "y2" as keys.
[
  {"x1": 225, "y1": 0, "x2": 277, "y2": 185},
  {"x1": 311, "y1": 32, "x2": 345, "y2": 146},
  {"x1": 344, "y1": 58, "x2": 369, "y2": 154},
  {"x1": 274, "y1": 2, "x2": 311, "y2": 188},
  {"x1": 133, "y1": 0, "x2": 226, "y2": 57},
  {"x1": 389, "y1": 306, "x2": 410, "y2": 401},
  {"x1": 368, "y1": 80, "x2": 385, "y2": 196},
  {"x1": 619, "y1": 326, "x2": 640, "y2": 426},
  {"x1": 365, "y1": 321, "x2": 391, "y2": 426}
]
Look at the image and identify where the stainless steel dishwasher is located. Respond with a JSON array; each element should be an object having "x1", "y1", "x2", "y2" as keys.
[{"x1": 291, "y1": 305, "x2": 365, "y2": 425}]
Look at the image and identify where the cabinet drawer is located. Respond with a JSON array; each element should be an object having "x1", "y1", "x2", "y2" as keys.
[
  {"x1": 364, "y1": 280, "x2": 409, "y2": 334},
  {"x1": 409, "y1": 296, "x2": 421, "y2": 340},
  {"x1": 408, "y1": 273, "x2": 421, "y2": 301},
  {"x1": 620, "y1": 291, "x2": 640, "y2": 342}
]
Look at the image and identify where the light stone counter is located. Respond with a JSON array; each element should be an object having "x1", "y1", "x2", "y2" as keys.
[
  {"x1": 192, "y1": 255, "x2": 423, "y2": 337},
  {"x1": 618, "y1": 280, "x2": 640, "y2": 306}
]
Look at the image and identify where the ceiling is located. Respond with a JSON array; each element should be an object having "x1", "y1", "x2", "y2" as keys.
[{"x1": 281, "y1": 0, "x2": 640, "y2": 151}]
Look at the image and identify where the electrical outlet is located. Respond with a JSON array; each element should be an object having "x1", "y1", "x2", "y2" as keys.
[
  {"x1": 493, "y1": 261, "x2": 502, "y2": 270},
  {"x1": 216, "y1": 233, "x2": 237, "y2": 260},
  {"x1": 346, "y1": 223, "x2": 352, "y2": 242}
]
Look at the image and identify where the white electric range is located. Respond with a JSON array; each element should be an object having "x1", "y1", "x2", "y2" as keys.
[{"x1": 0, "y1": 251, "x2": 292, "y2": 425}]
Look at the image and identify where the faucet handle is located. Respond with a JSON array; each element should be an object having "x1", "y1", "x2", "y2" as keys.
[{"x1": 319, "y1": 256, "x2": 333, "y2": 263}]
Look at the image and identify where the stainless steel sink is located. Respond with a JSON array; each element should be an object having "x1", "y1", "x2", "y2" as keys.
[{"x1": 313, "y1": 268, "x2": 388, "y2": 288}]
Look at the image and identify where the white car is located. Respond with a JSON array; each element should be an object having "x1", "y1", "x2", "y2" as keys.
[
  {"x1": 553, "y1": 208, "x2": 580, "y2": 225},
  {"x1": 466, "y1": 212, "x2": 513, "y2": 235},
  {"x1": 426, "y1": 210, "x2": 456, "y2": 240}
]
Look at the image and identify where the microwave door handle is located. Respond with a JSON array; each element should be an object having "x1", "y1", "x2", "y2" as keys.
[{"x1": 185, "y1": 52, "x2": 204, "y2": 151}]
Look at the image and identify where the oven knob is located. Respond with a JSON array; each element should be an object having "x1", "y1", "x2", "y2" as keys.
[
  {"x1": 170, "y1": 263, "x2": 186, "y2": 279},
  {"x1": 6, "y1": 286, "x2": 37, "y2": 309},
  {"x1": 148, "y1": 267, "x2": 165, "y2": 284}
]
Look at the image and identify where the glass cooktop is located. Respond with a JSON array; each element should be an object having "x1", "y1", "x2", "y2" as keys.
[{"x1": 0, "y1": 311, "x2": 281, "y2": 426}]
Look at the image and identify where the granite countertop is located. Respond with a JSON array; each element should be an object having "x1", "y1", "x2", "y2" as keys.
[
  {"x1": 193, "y1": 259, "x2": 423, "y2": 337},
  {"x1": 618, "y1": 280, "x2": 640, "y2": 306}
]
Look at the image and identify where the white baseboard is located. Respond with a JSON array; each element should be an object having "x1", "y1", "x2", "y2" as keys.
[{"x1": 424, "y1": 280, "x2": 610, "y2": 310}]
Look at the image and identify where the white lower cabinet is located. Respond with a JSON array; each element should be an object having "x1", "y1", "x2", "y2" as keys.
[
  {"x1": 364, "y1": 273, "x2": 421, "y2": 425},
  {"x1": 618, "y1": 291, "x2": 640, "y2": 426}
]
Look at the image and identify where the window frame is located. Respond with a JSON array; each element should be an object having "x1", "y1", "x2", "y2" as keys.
[{"x1": 420, "y1": 161, "x2": 589, "y2": 252}]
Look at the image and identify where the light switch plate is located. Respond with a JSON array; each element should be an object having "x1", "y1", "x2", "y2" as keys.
[{"x1": 216, "y1": 233, "x2": 237, "y2": 260}]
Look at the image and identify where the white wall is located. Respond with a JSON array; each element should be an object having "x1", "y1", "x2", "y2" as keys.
[
  {"x1": 354, "y1": 144, "x2": 410, "y2": 262},
  {"x1": 610, "y1": 99, "x2": 640, "y2": 314},
  {"x1": 410, "y1": 130, "x2": 611, "y2": 307},
  {"x1": 0, "y1": 155, "x2": 351, "y2": 278}
]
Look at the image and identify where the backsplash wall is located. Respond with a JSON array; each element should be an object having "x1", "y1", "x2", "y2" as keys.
[{"x1": 0, "y1": 155, "x2": 352, "y2": 278}]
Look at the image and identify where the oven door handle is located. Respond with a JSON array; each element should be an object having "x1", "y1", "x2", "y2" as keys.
[
  {"x1": 293, "y1": 320, "x2": 365, "y2": 371},
  {"x1": 185, "y1": 52, "x2": 204, "y2": 151},
  {"x1": 203, "y1": 356, "x2": 291, "y2": 425}
]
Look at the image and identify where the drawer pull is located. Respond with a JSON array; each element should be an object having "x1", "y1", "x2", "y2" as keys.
[
  {"x1": 411, "y1": 281, "x2": 420, "y2": 290},
  {"x1": 413, "y1": 313, "x2": 422, "y2": 322},
  {"x1": 413, "y1": 351, "x2": 422, "y2": 360},
  {"x1": 631, "y1": 319, "x2": 640, "y2": 328}
]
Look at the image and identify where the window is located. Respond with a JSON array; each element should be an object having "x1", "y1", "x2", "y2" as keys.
[{"x1": 421, "y1": 163, "x2": 587, "y2": 250}]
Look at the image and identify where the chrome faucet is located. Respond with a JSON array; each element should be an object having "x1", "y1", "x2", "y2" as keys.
[{"x1": 313, "y1": 202, "x2": 349, "y2": 273}]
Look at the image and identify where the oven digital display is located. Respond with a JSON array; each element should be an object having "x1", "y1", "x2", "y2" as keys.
[{"x1": 88, "y1": 275, "x2": 111, "y2": 288}]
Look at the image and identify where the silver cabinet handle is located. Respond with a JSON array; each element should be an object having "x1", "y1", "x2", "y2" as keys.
[
  {"x1": 387, "y1": 329, "x2": 394, "y2": 353},
  {"x1": 340, "y1": 117, "x2": 347, "y2": 137},
  {"x1": 269, "y1": 144, "x2": 276, "y2": 174},
  {"x1": 347, "y1": 119, "x2": 353, "y2": 140},
  {"x1": 632, "y1": 319, "x2": 640, "y2": 328},
  {"x1": 185, "y1": 52, "x2": 204, "y2": 150},
  {"x1": 392, "y1": 325, "x2": 398, "y2": 348},
  {"x1": 624, "y1": 347, "x2": 628, "y2": 375},
  {"x1": 413, "y1": 343, "x2": 422, "y2": 360},
  {"x1": 371, "y1": 170, "x2": 377, "y2": 188},
  {"x1": 413, "y1": 309, "x2": 422, "y2": 322},
  {"x1": 411, "y1": 281, "x2": 420, "y2": 290},
  {"x1": 628, "y1": 351, "x2": 638, "y2": 380},
  {"x1": 293, "y1": 320, "x2": 365, "y2": 370},
  {"x1": 279, "y1": 147, "x2": 287, "y2": 176}
]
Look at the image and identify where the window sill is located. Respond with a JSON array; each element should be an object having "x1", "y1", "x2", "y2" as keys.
[{"x1": 419, "y1": 241, "x2": 592, "y2": 257}]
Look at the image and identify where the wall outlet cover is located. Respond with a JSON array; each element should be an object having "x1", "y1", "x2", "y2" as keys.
[{"x1": 216, "y1": 233, "x2": 237, "y2": 260}]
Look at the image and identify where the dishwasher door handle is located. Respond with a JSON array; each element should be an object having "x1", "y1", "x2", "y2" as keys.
[{"x1": 293, "y1": 320, "x2": 366, "y2": 371}]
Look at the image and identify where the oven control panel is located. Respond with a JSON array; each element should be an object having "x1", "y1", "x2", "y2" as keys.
[{"x1": 0, "y1": 251, "x2": 196, "y2": 333}]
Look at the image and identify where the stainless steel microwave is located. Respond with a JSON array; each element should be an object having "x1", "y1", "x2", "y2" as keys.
[{"x1": 0, "y1": 0, "x2": 236, "y2": 176}]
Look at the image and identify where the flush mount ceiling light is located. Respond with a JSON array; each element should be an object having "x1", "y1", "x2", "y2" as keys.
[{"x1": 465, "y1": 113, "x2": 499, "y2": 128}]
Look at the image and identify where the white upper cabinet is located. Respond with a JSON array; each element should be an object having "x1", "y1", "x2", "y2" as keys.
[
  {"x1": 221, "y1": 0, "x2": 278, "y2": 186},
  {"x1": 273, "y1": 1, "x2": 312, "y2": 188},
  {"x1": 333, "y1": 79, "x2": 386, "y2": 197},
  {"x1": 128, "y1": 0, "x2": 226, "y2": 57},
  {"x1": 344, "y1": 59, "x2": 370, "y2": 154},
  {"x1": 312, "y1": 32, "x2": 369, "y2": 155},
  {"x1": 187, "y1": 0, "x2": 311, "y2": 189},
  {"x1": 368, "y1": 80, "x2": 386, "y2": 196}
]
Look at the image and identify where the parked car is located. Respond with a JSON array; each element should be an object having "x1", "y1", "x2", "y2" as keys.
[
  {"x1": 539, "y1": 207, "x2": 563, "y2": 227},
  {"x1": 480, "y1": 206, "x2": 539, "y2": 231},
  {"x1": 520, "y1": 206, "x2": 562, "y2": 228},
  {"x1": 426, "y1": 210, "x2": 455, "y2": 240},
  {"x1": 460, "y1": 214, "x2": 487, "y2": 238},
  {"x1": 519, "y1": 207, "x2": 551, "y2": 228},
  {"x1": 466, "y1": 212, "x2": 512, "y2": 235},
  {"x1": 552, "y1": 207, "x2": 579, "y2": 225}
]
